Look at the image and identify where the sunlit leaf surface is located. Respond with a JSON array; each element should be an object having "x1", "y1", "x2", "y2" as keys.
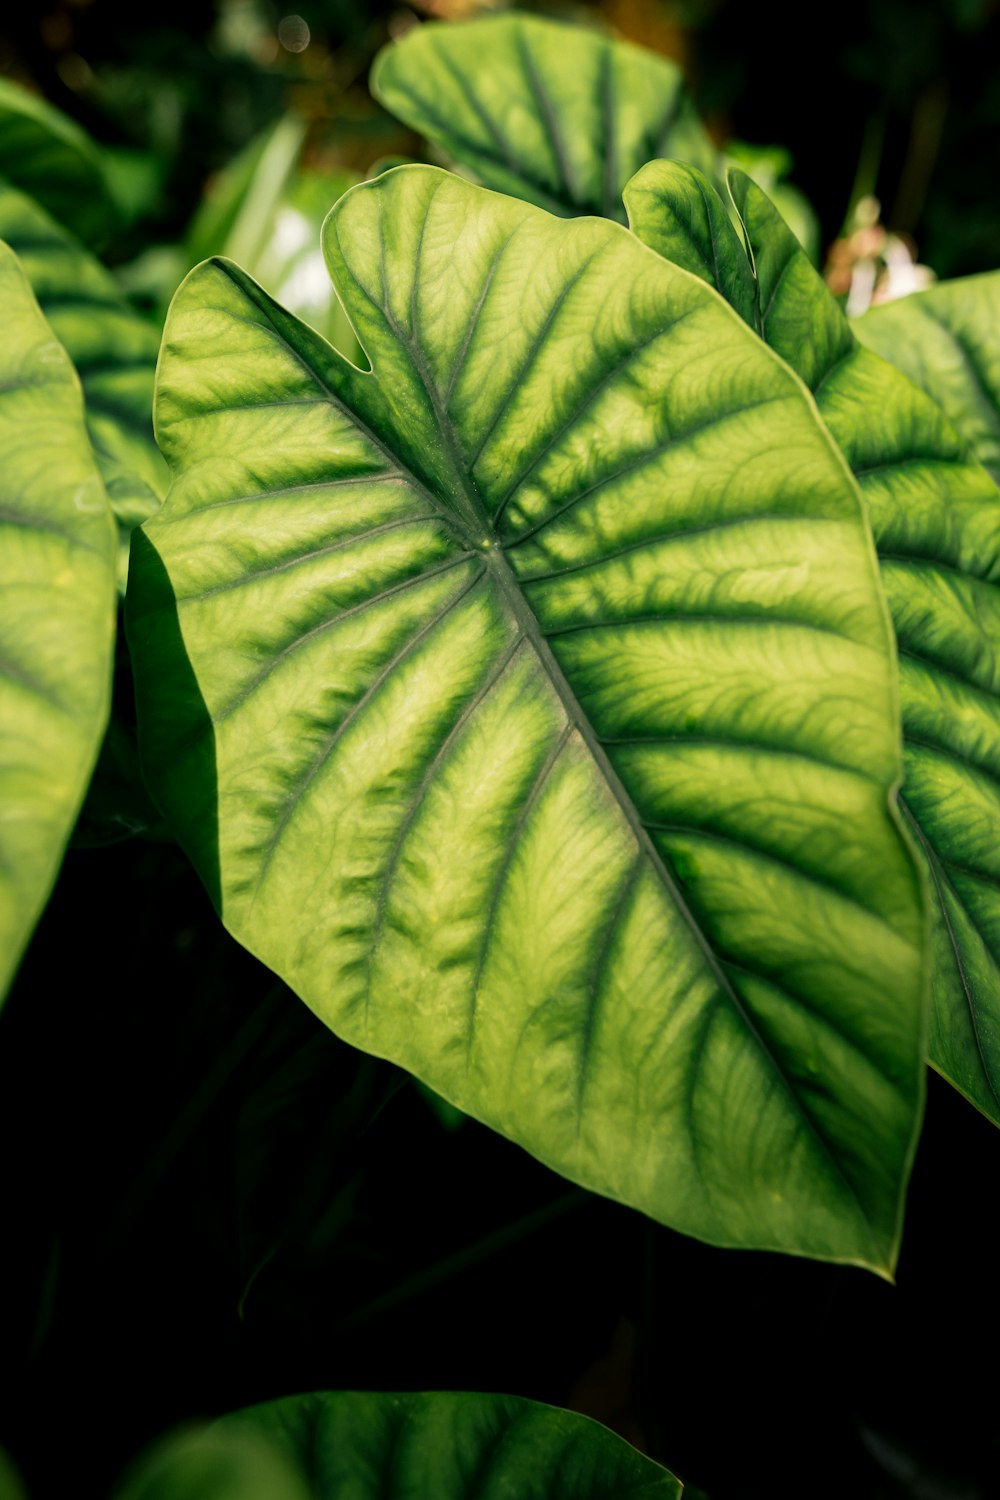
[
  {"x1": 0, "y1": 241, "x2": 117, "y2": 1001},
  {"x1": 371, "y1": 13, "x2": 717, "y2": 222},
  {"x1": 856, "y1": 272, "x2": 1000, "y2": 486},
  {"x1": 628, "y1": 161, "x2": 1000, "y2": 1123},
  {"x1": 129, "y1": 167, "x2": 924, "y2": 1269}
]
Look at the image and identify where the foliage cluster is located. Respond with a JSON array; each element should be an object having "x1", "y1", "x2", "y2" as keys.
[{"x1": 2, "y1": 10, "x2": 999, "y2": 1498}]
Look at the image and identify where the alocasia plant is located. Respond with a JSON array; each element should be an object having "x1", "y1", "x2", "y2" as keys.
[
  {"x1": 0, "y1": 178, "x2": 167, "y2": 571},
  {"x1": 116, "y1": 1391, "x2": 681, "y2": 1499},
  {"x1": 127, "y1": 164, "x2": 925, "y2": 1273},
  {"x1": 625, "y1": 159, "x2": 1000, "y2": 1125},
  {"x1": 371, "y1": 12, "x2": 718, "y2": 223},
  {"x1": 4, "y1": 18, "x2": 1000, "y2": 1496},
  {"x1": 371, "y1": 11, "x2": 816, "y2": 254},
  {"x1": 856, "y1": 272, "x2": 1000, "y2": 486},
  {"x1": 0, "y1": 240, "x2": 117, "y2": 1001},
  {"x1": 0, "y1": 76, "x2": 119, "y2": 249}
]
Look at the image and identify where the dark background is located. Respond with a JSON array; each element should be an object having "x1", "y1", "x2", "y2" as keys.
[{"x1": 1, "y1": 4, "x2": 999, "y2": 1497}]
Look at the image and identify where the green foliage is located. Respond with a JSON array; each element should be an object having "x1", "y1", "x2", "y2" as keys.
[
  {"x1": 128, "y1": 165, "x2": 925, "y2": 1272},
  {"x1": 117, "y1": 1392, "x2": 680, "y2": 1500},
  {"x1": 0, "y1": 240, "x2": 117, "y2": 1002},
  {"x1": 3, "y1": 12, "x2": 1000, "y2": 1497},
  {"x1": 371, "y1": 13, "x2": 717, "y2": 222},
  {"x1": 626, "y1": 160, "x2": 1000, "y2": 1124},
  {"x1": 184, "y1": 113, "x2": 361, "y2": 356},
  {"x1": 0, "y1": 77, "x2": 118, "y2": 249},
  {"x1": 0, "y1": 180, "x2": 167, "y2": 574},
  {"x1": 856, "y1": 272, "x2": 1000, "y2": 485}
]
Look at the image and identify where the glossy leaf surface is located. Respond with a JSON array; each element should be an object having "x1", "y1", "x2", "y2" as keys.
[
  {"x1": 116, "y1": 1391, "x2": 681, "y2": 1499},
  {"x1": 0, "y1": 241, "x2": 117, "y2": 1001},
  {"x1": 0, "y1": 77, "x2": 117, "y2": 248},
  {"x1": 0, "y1": 179, "x2": 167, "y2": 567},
  {"x1": 856, "y1": 272, "x2": 1000, "y2": 486},
  {"x1": 371, "y1": 13, "x2": 717, "y2": 222},
  {"x1": 627, "y1": 161, "x2": 1000, "y2": 1122},
  {"x1": 129, "y1": 166, "x2": 924, "y2": 1269}
]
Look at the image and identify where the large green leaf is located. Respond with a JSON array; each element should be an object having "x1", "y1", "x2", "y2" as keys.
[
  {"x1": 0, "y1": 178, "x2": 167, "y2": 568},
  {"x1": 0, "y1": 241, "x2": 117, "y2": 1001},
  {"x1": 128, "y1": 165, "x2": 925, "y2": 1270},
  {"x1": 370, "y1": 14, "x2": 717, "y2": 223},
  {"x1": 856, "y1": 272, "x2": 1000, "y2": 487},
  {"x1": 626, "y1": 160, "x2": 1000, "y2": 1123},
  {"x1": 0, "y1": 77, "x2": 117, "y2": 249},
  {"x1": 117, "y1": 1391, "x2": 680, "y2": 1499}
]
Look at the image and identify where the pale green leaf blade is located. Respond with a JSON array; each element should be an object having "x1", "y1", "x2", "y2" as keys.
[
  {"x1": 0, "y1": 178, "x2": 168, "y2": 564},
  {"x1": 855, "y1": 272, "x2": 1000, "y2": 486},
  {"x1": 629, "y1": 162, "x2": 1000, "y2": 1122},
  {"x1": 128, "y1": 166, "x2": 924, "y2": 1270},
  {"x1": 116, "y1": 1392, "x2": 680, "y2": 1500},
  {"x1": 0, "y1": 241, "x2": 117, "y2": 1001},
  {"x1": 0, "y1": 78, "x2": 117, "y2": 248},
  {"x1": 370, "y1": 14, "x2": 717, "y2": 223}
]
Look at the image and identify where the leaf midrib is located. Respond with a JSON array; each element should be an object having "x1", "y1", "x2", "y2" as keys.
[{"x1": 379, "y1": 226, "x2": 877, "y2": 1221}]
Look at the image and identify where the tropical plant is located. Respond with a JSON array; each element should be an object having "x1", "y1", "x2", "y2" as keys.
[{"x1": 2, "y1": 11, "x2": 998, "y2": 1497}]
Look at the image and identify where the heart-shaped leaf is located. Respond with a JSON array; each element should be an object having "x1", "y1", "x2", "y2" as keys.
[
  {"x1": 627, "y1": 160, "x2": 1000, "y2": 1123},
  {"x1": 0, "y1": 240, "x2": 117, "y2": 1002},
  {"x1": 0, "y1": 77, "x2": 118, "y2": 248},
  {"x1": 116, "y1": 1391, "x2": 680, "y2": 1499},
  {"x1": 370, "y1": 14, "x2": 717, "y2": 223},
  {"x1": 0, "y1": 179, "x2": 168, "y2": 569},
  {"x1": 128, "y1": 166, "x2": 925, "y2": 1270},
  {"x1": 856, "y1": 272, "x2": 1000, "y2": 487}
]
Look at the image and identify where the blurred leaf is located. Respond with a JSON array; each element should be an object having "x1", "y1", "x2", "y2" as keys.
[
  {"x1": 215, "y1": 1390, "x2": 681, "y2": 1498},
  {"x1": 100, "y1": 146, "x2": 168, "y2": 232},
  {"x1": 187, "y1": 115, "x2": 308, "y2": 270},
  {"x1": 371, "y1": 12, "x2": 717, "y2": 222},
  {"x1": 855, "y1": 272, "x2": 1000, "y2": 486},
  {"x1": 0, "y1": 1447, "x2": 28, "y2": 1500},
  {"x1": 0, "y1": 181, "x2": 167, "y2": 579},
  {"x1": 114, "y1": 1426, "x2": 310, "y2": 1500},
  {"x1": 628, "y1": 160, "x2": 1000, "y2": 1124},
  {"x1": 0, "y1": 77, "x2": 118, "y2": 248},
  {"x1": 185, "y1": 113, "x2": 360, "y2": 356},
  {"x1": 0, "y1": 241, "x2": 117, "y2": 1004}
]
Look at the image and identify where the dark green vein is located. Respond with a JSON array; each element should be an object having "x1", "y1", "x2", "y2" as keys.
[{"x1": 251, "y1": 563, "x2": 487, "y2": 892}]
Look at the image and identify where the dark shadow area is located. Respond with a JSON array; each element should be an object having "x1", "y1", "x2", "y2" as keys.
[{"x1": 124, "y1": 527, "x2": 221, "y2": 909}]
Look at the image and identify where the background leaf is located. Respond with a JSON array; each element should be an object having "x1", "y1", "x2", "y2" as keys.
[
  {"x1": 856, "y1": 271, "x2": 1000, "y2": 486},
  {"x1": 0, "y1": 179, "x2": 167, "y2": 572},
  {"x1": 129, "y1": 166, "x2": 924, "y2": 1270},
  {"x1": 626, "y1": 161, "x2": 1000, "y2": 1124},
  {"x1": 114, "y1": 1426, "x2": 310, "y2": 1500},
  {"x1": 0, "y1": 76, "x2": 118, "y2": 249},
  {"x1": 0, "y1": 240, "x2": 117, "y2": 1001},
  {"x1": 370, "y1": 13, "x2": 717, "y2": 223},
  {"x1": 213, "y1": 1390, "x2": 680, "y2": 1499},
  {"x1": 184, "y1": 113, "x2": 361, "y2": 358}
]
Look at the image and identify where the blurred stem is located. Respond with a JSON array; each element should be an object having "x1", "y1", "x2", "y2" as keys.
[
  {"x1": 843, "y1": 111, "x2": 886, "y2": 232},
  {"x1": 336, "y1": 1188, "x2": 589, "y2": 1332},
  {"x1": 889, "y1": 78, "x2": 949, "y2": 236},
  {"x1": 98, "y1": 983, "x2": 287, "y2": 1256}
]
